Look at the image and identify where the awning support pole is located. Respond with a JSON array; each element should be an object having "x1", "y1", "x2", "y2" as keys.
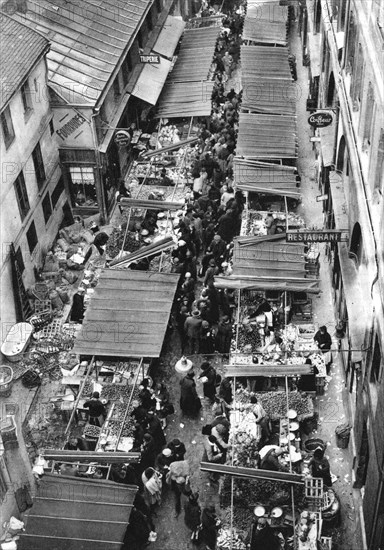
[{"x1": 65, "y1": 356, "x2": 95, "y2": 435}]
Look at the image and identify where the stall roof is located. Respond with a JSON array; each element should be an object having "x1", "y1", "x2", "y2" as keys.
[
  {"x1": 152, "y1": 15, "x2": 186, "y2": 58},
  {"x1": 243, "y1": 2, "x2": 288, "y2": 45},
  {"x1": 8, "y1": 0, "x2": 152, "y2": 105},
  {"x1": 132, "y1": 57, "x2": 172, "y2": 106},
  {"x1": 19, "y1": 474, "x2": 138, "y2": 550},
  {"x1": 214, "y1": 234, "x2": 320, "y2": 293},
  {"x1": 156, "y1": 81, "x2": 215, "y2": 118},
  {"x1": 237, "y1": 113, "x2": 298, "y2": 160},
  {"x1": 72, "y1": 270, "x2": 180, "y2": 357},
  {"x1": 240, "y1": 45, "x2": 292, "y2": 80},
  {"x1": 234, "y1": 159, "x2": 300, "y2": 197},
  {"x1": 241, "y1": 77, "x2": 297, "y2": 115}
]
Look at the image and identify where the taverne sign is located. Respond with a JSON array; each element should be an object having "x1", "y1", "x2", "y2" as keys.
[{"x1": 286, "y1": 230, "x2": 349, "y2": 243}]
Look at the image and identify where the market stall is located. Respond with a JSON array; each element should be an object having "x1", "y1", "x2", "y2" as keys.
[
  {"x1": 236, "y1": 113, "x2": 298, "y2": 161},
  {"x1": 243, "y1": 0, "x2": 288, "y2": 46},
  {"x1": 18, "y1": 473, "x2": 138, "y2": 550},
  {"x1": 239, "y1": 45, "x2": 293, "y2": 80}
]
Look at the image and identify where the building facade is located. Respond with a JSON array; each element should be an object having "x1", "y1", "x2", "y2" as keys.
[
  {"x1": 303, "y1": 1, "x2": 384, "y2": 548},
  {"x1": 0, "y1": 15, "x2": 65, "y2": 327},
  {"x1": 3, "y1": 0, "x2": 186, "y2": 223}
]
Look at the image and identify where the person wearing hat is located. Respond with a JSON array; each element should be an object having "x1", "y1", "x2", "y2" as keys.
[
  {"x1": 204, "y1": 259, "x2": 219, "y2": 288},
  {"x1": 83, "y1": 392, "x2": 106, "y2": 426},
  {"x1": 251, "y1": 517, "x2": 280, "y2": 550},
  {"x1": 200, "y1": 320, "x2": 215, "y2": 355},
  {"x1": 180, "y1": 371, "x2": 201, "y2": 416},
  {"x1": 184, "y1": 310, "x2": 203, "y2": 355},
  {"x1": 141, "y1": 467, "x2": 162, "y2": 512},
  {"x1": 145, "y1": 409, "x2": 166, "y2": 452},
  {"x1": 215, "y1": 315, "x2": 233, "y2": 355},
  {"x1": 155, "y1": 447, "x2": 173, "y2": 487},
  {"x1": 260, "y1": 446, "x2": 286, "y2": 472},
  {"x1": 308, "y1": 446, "x2": 332, "y2": 487},
  {"x1": 166, "y1": 459, "x2": 191, "y2": 517},
  {"x1": 168, "y1": 439, "x2": 187, "y2": 462},
  {"x1": 198, "y1": 362, "x2": 217, "y2": 402},
  {"x1": 314, "y1": 325, "x2": 333, "y2": 374}
]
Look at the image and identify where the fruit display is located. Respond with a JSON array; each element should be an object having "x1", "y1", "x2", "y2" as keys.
[
  {"x1": 158, "y1": 124, "x2": 181, "y2": 145},
  {"x1": 217, "y1": 527, "x2": 247, "y2": 550},
  {"x1": 233, "y1": 325, "x2": 262, "y2": 352},
  {"x1": 83, "y1": 424, "x2": 101, "y2": 438},
  {"x1": 234, "y1": 388, "x2": 313, "y2": 420},
  {"x1": 220, "y1": 507, "x2": 254, "y2": 533},
  {"x1": 106, "y1": 227, "x2": 141, "y2": 258}
]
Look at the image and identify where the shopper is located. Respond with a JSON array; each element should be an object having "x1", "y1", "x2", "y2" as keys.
[
  {"x1": 184, "y1": 492, "x2": 202, "y2": 544},
  {"x1": 250, "y1": 395, "x2": 271, "y2": 443},
  {"x1": 184, "y1": 310, "x2": 202, "y2": 355},
  {"x1": 251, "y1": 517, "x2": 280, "y2": 550},
  {"x1": 166, "y1": 459, "x2": 191, "y2": 517},
  {"x1": 199, "y1": 361, "x2": 217, "y2": 402},
  {"x1": 145, "y1": 410, "x2": 166, "y2": 451},
  {"x1": 201, "y1": 505, "x2": 220, "y2": 550},
  {"x1": 141, "y1": 467, "x2": 162, "y2": 512},
  {"x1": 215, "y1": 316, "x2": 233, "y2": 355},
  {"x1": 180, "y1": 371, "x2": 202, "y2": 416},
  {"x1": 308, "y1": 447, "x2": 332, "y2": 487},
  {"x1": 169, "y1": 438, "x2": 187, "y2": 462}
]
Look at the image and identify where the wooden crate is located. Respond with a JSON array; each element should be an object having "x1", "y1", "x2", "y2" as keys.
[{"x1": 305, "y1": 477, "x2": 324, "y2": 505}]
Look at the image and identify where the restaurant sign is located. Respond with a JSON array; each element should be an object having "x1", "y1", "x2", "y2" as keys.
[
  {"x1": 140, "y1": 54, "x2": 160, "y2": 64},
  {"x1": 114, "y1": 130, "x2": 131, "y2": 147},
  {"x1": 308, "y1": 111, "x2": 333, "y2": 128},
  {"x1": 286, "y1": 230, "x2": 349, "y2": 243}
]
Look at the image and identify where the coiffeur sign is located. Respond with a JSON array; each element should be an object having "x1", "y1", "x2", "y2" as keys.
[{"x1": 308, "y1": 111, "x2": 333, "y2": 128}]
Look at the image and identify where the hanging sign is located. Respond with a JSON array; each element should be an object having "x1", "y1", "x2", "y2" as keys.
[
  {"x1": 308, "y1": 111, "x2": 333, "y2": 128},
  {"x1": 316, "y1": 194, "x2": 328, "y2": 202},
  {"x1": 114, "y1": 130, "x2": 131, "y2": 147},
  {"x1": 286, "y1": 230, "x2": 349, "y2": 243},
  {"x1": 140, "y1": 54, "x2": 160, "y2": 64}
]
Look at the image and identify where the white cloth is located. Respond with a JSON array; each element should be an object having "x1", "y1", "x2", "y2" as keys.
[{"x1": 259, "y1": 445, "x2": 279, "y2": 460}]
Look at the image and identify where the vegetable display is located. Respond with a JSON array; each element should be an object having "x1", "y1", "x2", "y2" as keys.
[{"x1": 234, "y1": 389, "x2": 313, "y2": 420}]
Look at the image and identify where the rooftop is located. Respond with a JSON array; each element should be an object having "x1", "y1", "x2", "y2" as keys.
[
  {"x1": 0, "y1": 14, "x2": 49, "y2": 111},
  {"x1": 4, "y1": 0, "x2": 151, "y2": 105}
]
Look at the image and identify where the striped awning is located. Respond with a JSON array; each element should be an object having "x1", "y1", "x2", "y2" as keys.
[
  {"x1": 243, "y1": 1, "x2": 288, "y2": 45},
  {"x1": 236, "y1": 113, "x2": 298, "y2": 160},
  {"x1": 234, "y1": 159, "x2": 300, "y2": 198},
  {"x1": 240, "y1": 46, "x2": 292, "y2": 80}
]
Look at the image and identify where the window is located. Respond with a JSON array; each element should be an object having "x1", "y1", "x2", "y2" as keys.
[
  {"x1": 363, "y1": 83, "x2": 375, "y2": 146},
  {"x1": 42, "y1": 193, "x2": 52, "y2": 224},
  {"x1": 26, "y1": 221, "x2": 38, "y2": 254},
  {"x1": 351, "y1": 44, "x2": 364, "y2": 106},
  {"x1": 374, "y1": 129, "x2": 384, "y2": 192},
  {"x1": 49, "y1": 119, "x2": 54, "y2": 135},
  {"x1": 122, "y1": 59, "x2": 129, "y2": 86},
  {"x1": 155, "y1": 0, "x2": 162, "y2": 13},
  {"x1": 127, "y1": 52, "x2": 133, "y2": 73},
  {"x1": 32, "y1": 142, "x2": 46, "y2": 189},
  {"x1": 69, "y1": 166, "x2": 97, "y2": 207},
  {"x1": 345, "y1": 12, "x2": 357, "y2": 74},
  {"x1": 1, "y1": 106, "x2": 15, "y2": 148},
  {"x1": 349, "y1": 222, "x2": 363, "y2": 264},
  {"x1": 14, "y1": 171, "x2": 30, "y2": 220},
  {"x1": 51, "y1": 176, "x2": 65, "y2": 207},
  {"x1": 15, "y1": 246, "x2": 25, "y2": 274},
  {"x1": 21, "y1": 80, "x2": 33, "y2": 114},
  {"x1": 370, "y1": 335, "x2": 382, "y2": 383},
  {"x1": 113, "y1": 76, "x2": 121, "y2": 98}
]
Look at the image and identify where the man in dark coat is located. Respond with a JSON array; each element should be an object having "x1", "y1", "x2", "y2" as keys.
[
  {"x1": 198, "y1": 362, "x2": 217, "y2": 402},
  {"x1": 184, "y1": 310, "x2": 202, "y2": 354},
  {"x1": 217, "y1": 210, "x2": 236, "y2": 243},
  {"x1": 180, "y1": 371, "x2": 201, "y2": 416},
  {"x1": 215, "y1": 316, "x2": 233, "y2": 354},
  {"x1": 184, "y1": 492, "x2": 201, "y2": 539},
  {"x1": 251, "y1": 518, "x2": 280, "y2": 550},
  {"x1": 145, "y1": 410, "x2": 166, "y2": 451},
  {"x1": 83, "y1": 392, "x2": 106, "y2": 426}
]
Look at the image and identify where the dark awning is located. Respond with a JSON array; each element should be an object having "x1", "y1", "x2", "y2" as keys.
[
  {"x1": 236, "y1": 113, "x2": 298, "y2": 160},
  {"x1": 234, "y1": 159, "x2": 300, "y2": 198},
  {"x1": 19, "y1": 474, "x2": 138, "y2": 550},
  {"x1": 240, "y1": 45, "x2": 292, "y2": 80},
  {"x1": 72, "y1": 270, "x2": 180, "y2": 357}
]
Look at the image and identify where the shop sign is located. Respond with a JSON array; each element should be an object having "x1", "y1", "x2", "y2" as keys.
[
  {"x1": 286, "y1": 230, "x2": 349, "y2": 243},
  {"x1": 114, "y1": 130, "x2": 131, "y2": 147},
  {"x1": 53, "y1": 107, "x2": 93, "y2": 147},
  {"x1": 308, "y1": 111, "x2": 333, "y2": 128},
  {"x1": 140, "y1": 54, "x2": 160, "y2": 64}
]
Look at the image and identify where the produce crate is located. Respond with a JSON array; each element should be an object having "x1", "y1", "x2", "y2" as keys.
[
  {"x1": 32, "y1": 282, "x2": 49, "y2": 301},
  {"x1": 305, "y1": 477, "x2": 324, "y2": 507},
  {"x1": 32, "y1": 318, "x2": 63, "y2": 341}
]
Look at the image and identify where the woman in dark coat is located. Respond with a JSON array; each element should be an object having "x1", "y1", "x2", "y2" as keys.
[
  {"x1": 180, "y1": 371, "x2": 201, "y2": 416},
  {"x1": 145, "y1": 410, "x2": 166, "y2": 451},
  {"x1": 201, "y1": 505, "x2": 219, "y2": 550},
  {"x1": 123, "y1": 507, "x2": 151, "y2": 550}
]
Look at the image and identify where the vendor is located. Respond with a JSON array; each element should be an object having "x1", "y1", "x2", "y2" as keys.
[
  {"x1": 250, "y1": 396, "x2": 271, "y2": 443},
  {"x1": 82, "y1": 231, "x2": 109, "y2": 264},
  {"x1": 265, "y1": 213, "x2": 277, "y2": 235},
  {"x1": 260, "y1": 447, "x2": 286, "y2": 471},
  {"x1": 159, "y1": 168, "x2": 174, "y2": 186},
  {"x1": 64, "y1": 436, "x2": 90, "y2": 451},
  {"x1": 83, "y1": 391, "x2": 106, "y2": 426},
  {"x1": 251, "y1": 518, "x2": 281, "y2": 550},
  {"x1": 308, "y1": 447, "x2": 332, "y2": 487},
  {"x1": 70, "y1": 286, "x2": 86, "y2": 323},
  {"x1": 298, "y1": 358, "x2": 319, "y2": 392}
]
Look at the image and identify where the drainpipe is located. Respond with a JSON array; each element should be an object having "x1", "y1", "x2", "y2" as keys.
[{"x1": 90, "y1": 110, "x2": 107, "y2": 224}]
